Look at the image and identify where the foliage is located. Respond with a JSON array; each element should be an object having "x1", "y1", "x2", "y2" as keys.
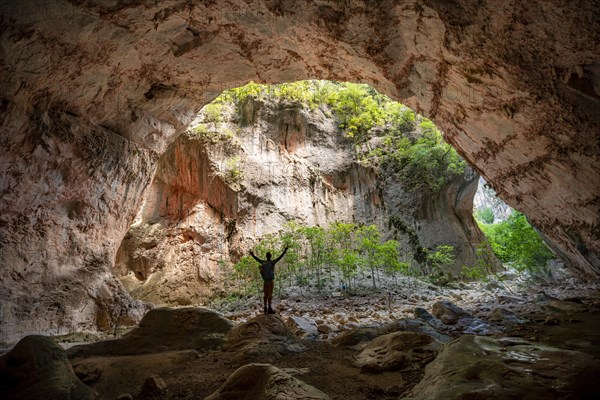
[
  {"x1": 224, "y1": 156, "x2": 243, "y2": 184},
  {"x1": 426, "y1": 245, "x2": 455, "y2": 285},
  {"x1": 477, "y1": 211, "x2": 554, "y2": 274},
  {"x1": 196, "y1": 80, "x2": 466, "y2": 193},
  {"x1": 229, "y1": 221, "x2": 410, "y2": 296},
  {"x1": 475, "y1": 207, "x2": 495, "y2": 224}
]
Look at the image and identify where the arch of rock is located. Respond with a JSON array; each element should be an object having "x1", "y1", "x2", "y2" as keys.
[{"x1": 0, "y1": 0, "x2": 598, "y2": 341}]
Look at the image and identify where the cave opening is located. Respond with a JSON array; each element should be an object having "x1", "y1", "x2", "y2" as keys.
[
  {"x1": 114, "y1": 79, "x2": 501, "y2": 310},
  {"x1": 1, "y1": 1, "x2": 599, "y2": 399}
]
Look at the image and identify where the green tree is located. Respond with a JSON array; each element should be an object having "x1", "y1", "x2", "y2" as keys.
[
  {"x1": 479, "y1": 212, "x2": 553, "y2": 274},
  {"x1": 427, "y1": 245, "x2": 455, "y2": 285},
  {"x1": 475, "y1": 207, "x2": 495, "y2": 224}
]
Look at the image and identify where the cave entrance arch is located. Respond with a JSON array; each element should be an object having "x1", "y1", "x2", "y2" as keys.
[
  {"x1": 1, "y1": 0, "x2": 598, "y2": 341},
  {"x1": 114, "y1": 80, "x2": 491, "y2": 307}
]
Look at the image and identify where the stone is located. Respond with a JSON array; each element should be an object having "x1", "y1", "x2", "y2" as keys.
[
  {"x1": 0, "y1": 335, "x2": 97, "y2": 400},
  {"x1": 72, "y1": 362, "x2": 103, "y2": 385},
  {"x1": 489, "y1": 308, "x2": 526, "y2": 325},
  {"x1": 285, "y1": 316, "x2": 318, "y2": 339},
  {"x1": 138, "y1": 375, "x2": 167, "y2": 400},
  {"x1": 355, "y1": 331, "x2": 441, "y2": 373},
  {"x1": 224, "y1": 314, "x2": 304, "y2": 363},
  {"x1": 431, "y1": 301, "x2": 470, "y2": 325},
  {"x1": 68, "y1": 307, "x2": 233, "y2": 357},
  {"x1": 404, "y1": 335, "x2": 600, "y2": 400},
  {"x1": 205, "y1": 363, "x2": 329, "y2": 400},
  {"x1": 414, "y1": 307, "x2": 445, "y2": 329},
  {"x1": 116, "y1": 394, "x2": 133, "y2": 400},
  {"x1": 332, "y1": 327, "x2": 381, "y2": 347},
  {"x1": 317, "y1": 324, "x2": 332, "y2": 334},
  {"x1": 392, "y1": 319, "x2": 453, "y2": 344}
]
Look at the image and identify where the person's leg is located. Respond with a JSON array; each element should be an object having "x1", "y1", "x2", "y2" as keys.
[
  {"x1": 266, "y1": 280, "x2": 275, "y2": 313},
  {"x1": 262, "y1": 281, "x2": 268, "y2": 313}
]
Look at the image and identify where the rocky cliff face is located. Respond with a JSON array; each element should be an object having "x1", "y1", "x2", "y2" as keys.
[
  {"x1": 114, "y1": 95, "x2": 486, "y2": 305},
  {"x1": 473, "y1": 178, "x2": 513, "y2": 223},
  {"x1": 0, "y1": 0, "x2": 598, "y2": 340}
]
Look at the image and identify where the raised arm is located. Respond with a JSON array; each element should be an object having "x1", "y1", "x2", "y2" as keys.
[
  {"x1": 273, "y1": 246, "x2": 289, "y2": 263},
  {"x1": 249, "y1": 250, "x2": 264, "y2": 263}
]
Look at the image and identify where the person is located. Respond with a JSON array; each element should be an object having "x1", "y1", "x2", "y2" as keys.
[{"x1": 250, "y1": 246, "x2": 288, "y2": 314}]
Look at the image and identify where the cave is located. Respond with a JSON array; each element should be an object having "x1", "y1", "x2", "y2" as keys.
[{"x1": 0, "y1": 1, "x2": 599, "y2": 399}]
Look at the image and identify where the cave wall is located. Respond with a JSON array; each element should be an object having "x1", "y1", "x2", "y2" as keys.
[{"x1": 0, "y1": 0, "x2": 598, "y2": 341}]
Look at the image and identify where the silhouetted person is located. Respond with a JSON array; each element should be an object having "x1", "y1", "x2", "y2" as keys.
[{"x1": 250, "y1": 246, "x2": 288, "y2": 314}]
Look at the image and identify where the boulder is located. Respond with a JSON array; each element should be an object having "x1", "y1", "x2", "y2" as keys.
[
  {"x1": 392, "y1": 319, "x2": 452, "y2": 344},
  {"x1": 0, "y1": 335, "x2": 97, "y2": 400},
  {"x1": 332, "y1": 327, "x2": 381, "y2": 347},
  {"x1": 355, "y1": 331, "x2": 441, "y2": 373},
  {"x1": 137, "y1": 375, "x2": 167, "y2": 400},
  {"x1": 224, "y1": 314, "x2": 304, "y2": 362},
  {"x1": 489, "y1": 307, "x2": 526, "y2": 325},
  {"x1": 68, "y1": 307, "x2": 233, "y2": 357},
  {"x1": 285, "y1": 316, "x2": 318, "y2": 339},
  {"x1": 431, "y1": 301, "x2": 470, "y2": 325},
  {"x1": 205, "y1": 363, "x2": 329, "y2": 400},
  {"x1": 414, "y1": 307, "x2": 445, "y2": 330},
  {"x1": 405, "y1": 335, "x2": 600, "y2": 399}
]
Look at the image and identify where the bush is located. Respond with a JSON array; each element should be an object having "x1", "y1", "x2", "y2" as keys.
[{"x1": 475, "y1": 207, "x2": 495, "y2": 224}]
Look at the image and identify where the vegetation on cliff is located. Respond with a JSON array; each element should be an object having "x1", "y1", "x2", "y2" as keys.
[{"x1": 193, "y1": 80, "x2": 467, "y2": 192}]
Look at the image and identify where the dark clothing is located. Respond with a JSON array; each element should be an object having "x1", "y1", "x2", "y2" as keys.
[{"x1": 250, "y1": 249, "x2": 287, "y2": 281}]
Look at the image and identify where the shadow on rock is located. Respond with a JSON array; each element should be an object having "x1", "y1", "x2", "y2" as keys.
[
  {"x1": 0, "y1": 335, "x2": 98, "y2": 400},
  {"x1": 355, "y1": 331, "x2": 441, "y2": 373},
  {"x1": 205, "y1": 363, "x2": 329, "y2": 400},
  {"x1": 224, "y1": 314, "x2": 305, "y2": 363},
  {"x1": 404, "y1": 335, "x2": 600, "y2": 400},
  {"x1": 67, "y1": 307, "x2": 233, "y2": 358}
]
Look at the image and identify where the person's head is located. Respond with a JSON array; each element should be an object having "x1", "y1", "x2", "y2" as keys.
[{"x1": 266, "y1": 252, "x2": 272, "y2": 260}]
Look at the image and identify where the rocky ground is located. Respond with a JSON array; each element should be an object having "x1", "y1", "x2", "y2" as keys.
[{"x1": 2, "y1": 270, "x2": 600, "y2": 400}]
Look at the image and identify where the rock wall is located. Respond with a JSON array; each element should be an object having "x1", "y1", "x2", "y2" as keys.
[
  {"x1": 115, "y1": 96, "x2": 486, "y2": 305},
  {"x1": 0, "y1": 105, "x2": 154, "y2": 341},
  {"x1": 0, "y1": 0, "x2": 598, "y2": 340}
]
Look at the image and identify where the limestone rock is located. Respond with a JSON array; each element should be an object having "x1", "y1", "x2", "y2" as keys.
[
  {"x1": 285, "y1": 316, "x2": 318, "y2": 339},
  {"x1": 355, "y1": 331, "x2": 441, "y2": 373},
  {"x1": 224, "y1": 314, "x2": 304, "y2": 362},
  {"x1": 332, "y1": 327, "x2": 381, "y2": 347},
  {"x1": 0, "y1": 335, "x2": 97, "y2": 400},
  {"x1": 431, "y1": 301, "x2": 470, "y2": 325},
  {"x1": 205, "y1": 363, "x2": 329, "y2": 400},
  {"x1": 414, "y1": 307, "x2": 445, "y2": 329},
  {"x1": 68, "y1": 307, "x2": 232, "y2": 357},
  {"x1": 391, "y1": 319, "x2": 452, "y2": 344},
  {"x1": 405, "y1": 336, "x2": 600, "y2": 400},
  {"x1": 489, "y1": 308, "x2": 526, "y2": 325}
]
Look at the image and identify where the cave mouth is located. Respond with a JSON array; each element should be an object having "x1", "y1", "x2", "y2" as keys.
[
  {"x1": 472, "y1": 178, "x2": 557, "y2": 281},
  {"x1": 112, "y1": 79, "x2": 560, "y2": 313}
]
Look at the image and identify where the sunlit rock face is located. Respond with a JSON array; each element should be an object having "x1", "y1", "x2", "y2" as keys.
[{"x1": 0, "y1": 0, "x2": 598, "y2": 340}]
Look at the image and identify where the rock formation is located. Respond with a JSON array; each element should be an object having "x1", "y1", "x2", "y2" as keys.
[
  {"x1": 0, "y1": 335, "x2": 97, "y2": 400},
  {"x1": 205, "y1": 363, "x2": 330, "y2": 400},
  {"x1": 0, "y1": 0, "x2": 598, "y2": 340},
  {"x1": 405, "y1": 335, "x2": 600, "y2": 399},
  {"x1": 67, "y1": 307, "x2": 233, "y2": 358}
]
